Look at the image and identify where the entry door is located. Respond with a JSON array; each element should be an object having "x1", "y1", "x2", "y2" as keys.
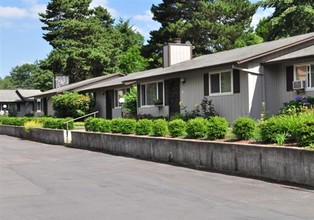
[
  {"x1": 106, "y1": 90, "x2": 114, "y2": 119},
  {"x1": 165, "y1": 78, "x2": 180, "y2": 117}
]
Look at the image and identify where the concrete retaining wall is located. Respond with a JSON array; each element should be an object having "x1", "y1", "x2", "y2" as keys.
[
  {"x1": 70, "y1": 131, "x2": 314, "y2": 187},
  {"x1": 0, "y1": 125, "x2": 64, "y2": 145},
  {"x1": 1, "y1": 125, "x2": 313, "y2": 187}
]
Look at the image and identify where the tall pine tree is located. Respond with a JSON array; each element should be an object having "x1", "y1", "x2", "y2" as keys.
[{"x1": 143, "y1": 0, "x2": 260, "y2": 68}]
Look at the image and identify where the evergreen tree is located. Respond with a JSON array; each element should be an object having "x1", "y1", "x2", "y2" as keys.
[
  {"x1": 143, "y1": 0, "x2": 259, "y2": 68},
  {"x1": 39, "y1": 0, "x2": 120, "y2": 82},
  {"x1": 260, "y1": 0, "x2": 314, "y2": 40}
]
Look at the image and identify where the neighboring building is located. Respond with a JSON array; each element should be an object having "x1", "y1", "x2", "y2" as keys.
[
  {"x1": 0, "y1": 90, "x2": 41, "y2": 116},
  {"x1": 32, "y1": 73, "x2": 122, "y2": 116},
  {"x1": 121, "y1": 32, "x2": 314, "y2": 122},
  {"x1": 29, "y1": 32, "x2": 314, "y2": 122}
]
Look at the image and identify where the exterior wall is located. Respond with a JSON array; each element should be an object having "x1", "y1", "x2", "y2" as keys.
[
  {"x1": 0, "y1": 102, "x2": 35, "y2": 116},
  {"x1": 193, "y1": 68, "x2": 248, "y2": 122},
  {"x1": 137, "y1": 67, "x2": 251, "y2": 122},
  {"x1": 47, "y1": 97, "x2": 55, "y2": 116},
  {"x1": 112, "y1": 108, "x2": 122, "y2": 118},
  {"x1": 264, "y1": 58, "x2": 314, "y2": 116},
  {"x1": 94, "y1": 91, "x2": 106, "y2": 118},
  {"x1": 137, "y1": 106, "x2": 169, "y2": 118}
]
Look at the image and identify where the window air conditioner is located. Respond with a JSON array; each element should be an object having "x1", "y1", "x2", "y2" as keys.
[{"x1": 292, "y1": 80, "x2": 306, "y2": 90}]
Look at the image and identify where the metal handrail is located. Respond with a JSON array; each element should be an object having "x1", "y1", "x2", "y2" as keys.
[{"x1": 64, "y1": 111, "x2": 99, "y2": 132}]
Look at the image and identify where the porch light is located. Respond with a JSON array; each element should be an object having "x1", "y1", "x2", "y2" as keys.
[
  {"x1": 181, "y1": 78, "x2": 186, "y2": 84},
  {"x1": 119, "y1": 97, "x2": 125, "y2": 104},
  {"x1": 2, "y1": 104, "x2": 7, "y2": 109}
]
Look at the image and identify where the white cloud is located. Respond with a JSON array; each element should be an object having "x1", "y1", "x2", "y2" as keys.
[
  {"x1": 251, "y1": 7, "x2": 274, "y2": 28},
  {"x1": 90, "y1": 0, "x2": 118, "y2": 17},
  {"x1": 0, "y1": 6, "x2": 29, "y2": 18},
  {"x1": 133, "y1": 10, "x2": 153, "y2": 22}
]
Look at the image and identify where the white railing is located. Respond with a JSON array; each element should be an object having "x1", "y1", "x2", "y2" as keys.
[{"x1": 64, "y1": 111, "x2": 98, "y2": 143}]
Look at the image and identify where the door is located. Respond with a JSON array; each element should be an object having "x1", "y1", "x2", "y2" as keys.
[
  {"x1": 106, "y1": 90, "x2": 114, "y2": 119},
  {"x1": 165, "y1": 78, "x2": 180, "y2": 118}
]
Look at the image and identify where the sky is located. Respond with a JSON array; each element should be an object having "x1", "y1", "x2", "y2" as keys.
[{"x1": 0, "y1": 0, "x2": 273, "y2": 78}]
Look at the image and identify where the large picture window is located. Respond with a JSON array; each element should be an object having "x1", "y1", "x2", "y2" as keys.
[
  {"x1": 141, "y1": 81, "x2": 164, "y2": 106},
  {"x1": 210, "y1": 71, "x2": 232, "y2": 94},
  {"x1": 295, "y1": 64, "x2": 314, "y2": 88}
]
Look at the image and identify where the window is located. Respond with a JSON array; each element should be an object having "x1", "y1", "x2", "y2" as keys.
[
  {"x1": 114, "y1": 88, "x2": 128, "y2": 107},
  {"x1": 141, "y1": 81, "x2": 164, "y2": 106},
  {"x1": 295, "y1": 64, "x2": 314, "y2": 88},
  {"x1": 210, "y1": 71, "x2": 232, "y2": 94}
]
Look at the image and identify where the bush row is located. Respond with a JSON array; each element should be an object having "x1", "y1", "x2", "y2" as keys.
[
  {"x1": 259, "y1": 112, "x2": 314, "y2": 147},
  {"x1": 85, "y1": 116, "x2": 230, "y2": 140},
  {"x1": 0, "y1": 117, "x2": 74, "y2": 130}
]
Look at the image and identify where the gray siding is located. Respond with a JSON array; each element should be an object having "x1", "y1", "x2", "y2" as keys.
[
  {"x1": 137, "y1": 67, "x2": 250, "y2": 122},
  {"x1": 264, "y1": 58, "x2": 314, "y2": 116},
  {"x1": 95, "y1": 91, "x2": 106, "y2": 118}
]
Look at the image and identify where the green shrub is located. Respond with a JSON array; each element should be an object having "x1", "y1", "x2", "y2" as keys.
[
  {"x1": 123, "y1": 86, "x2": 137, "y2": 118},
  {"x1": 42, "y1": 118, "x2": 74, "y2": 130},
  {"x1": 280, "y1": 96, "x2": 314, "y2": 115},
  {"x1": 151, "y1": 119, "x2": 168, "y2": 136},
  {"x1": 206, "y1": 116, "x2": 228, "y2": 140},
  {"x1": 168, "y1": 119, "x2": 186, "y2": 137},
  {"x1": 111, "y1": 118, "x2": 136, "y2": 134},
  {"x1": 232, "y1": 117, "x2": 257, "y2": 140},
  {"x1": 0, "y1": 117, "x2": 29, "y2": 126},
  {"x1": 186, "y1": 117, "x2": 207, "y2": 139},
  {"x1": 259, "y1": 115, "x2": 301, "y2": 143},
  {"x1": 84, "y1": 118, "x2": 111, "y2": 132},
  {"x1": 296, "y1": 120, "x2": 314, "y2": 147},
  {"x1": 135, "y1": 119, "x2": 153, "y2": 135},
  {"x1": 52, "y1": 92, "x2": 93, "y2": 118}
]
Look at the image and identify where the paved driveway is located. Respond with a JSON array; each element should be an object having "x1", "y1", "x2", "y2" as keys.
[{"x1": 1, "y1": 135, "x2": 313, "y2": 220}]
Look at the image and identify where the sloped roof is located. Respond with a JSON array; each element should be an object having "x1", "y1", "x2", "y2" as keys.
[
  {"x1": 265, "y1": 44, "x2": 314, "y2": 63},
  {"x1": 0, "y1": 90, "x2": 41, "y2": 102},
  {"x1": 123, "y1": 32, "x2": 314, "y2": 82},
  {"x1": 77, "y1": 69, "x2": 162, "y2": 92},
  {"x1": 33, "y1": 73, "x2": 122, "y2": 98}
]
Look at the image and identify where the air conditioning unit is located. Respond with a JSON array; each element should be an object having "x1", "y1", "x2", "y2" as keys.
[{"x1": 293, "y1": 80, "x2": 306, "y2": 90}]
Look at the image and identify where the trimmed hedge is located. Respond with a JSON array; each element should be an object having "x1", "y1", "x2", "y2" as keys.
[
  {"x1": 136, "y1": 119, "x2": 153, "y2": 135},
  {"x1": 111, "y1": 118, "x2": 136, "y2": 134},
  {"x1": 0, "y1": 117, "x2": 73, "y2": 130},
  {"x1": 206, "y1": 116, "x2": 228, "y2": 140},
  {"x1": 84, "y1": 117, "x2": 111, "y2": 133},
  {"x1": 152, "y1": 119, "x2": 168, "y2": 136},
  {"x1": 232, "y1": 117, "x2": 257, "y2": 140},
  {"x1": 168, "y1": 119, "x2": 186, "y2": 137},
  {"x1": 186, "y1": 117, "x2": 207, "y2": 139}
]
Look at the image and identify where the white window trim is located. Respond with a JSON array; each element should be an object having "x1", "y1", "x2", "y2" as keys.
[
  {"x1": 208, "y1": 69, "x2": 233, "y2": 96},
  {"x1": 141, "y1": 80, "x2": 164, "y2": 107},
  {"x1": 294, "y1": 63, "x2": 314, "y2": 91}
]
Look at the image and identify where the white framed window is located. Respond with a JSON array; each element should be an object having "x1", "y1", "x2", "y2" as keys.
[
  {"x1": 209, "y1": 70, "x2": 233, "y2": 95},
  {"x1": 294, "y1": 63, "x2": 314, "y2": 89},
  {"x1": 114, "y1": 88, "x2": 129, "y2": 108},
  {"x1": 141, "y1": 81, "x2": 164, "y2": 106}
]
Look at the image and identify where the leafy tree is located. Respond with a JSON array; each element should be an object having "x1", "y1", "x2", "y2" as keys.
[
  {"x1": 52, "y1": 92, "x2": 93, "y2": 118},
  {"x1": 255, "y1": 17, "x2": 272, "y2": 41},
  {"x1": 143, "y1": 0, "x2": 259, "y2": 68},
  {"x1": 123, "y1": 86, "x2": 137, "y2": 118},
  {"x1": 39, "y1": 0, "x2": 121, "y2": 82},
  {"x1": 260, "y1": 0, "x2": 314, "y2": 40},
  {"x1": 9, "y1": 64, "x2": 39, "y2": 89},
  {"x1": 0, "y1": 76, "x2": 14, "y2": 89},
  {"x1": 115, "y1": 20, "x2": 149, "y2": 74},
  {"x1": 4, "y1": 62, "x2": 53, "y2": 91}
]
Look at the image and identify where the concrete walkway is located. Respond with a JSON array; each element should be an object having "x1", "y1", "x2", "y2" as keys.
[{"x1": 1, "y1": 135, "x2": 313, "y2": 220}]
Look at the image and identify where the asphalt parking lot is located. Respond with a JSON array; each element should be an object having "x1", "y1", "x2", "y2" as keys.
[{"x1": 1, "y1": 135, "x2": 313, "y2": 220}]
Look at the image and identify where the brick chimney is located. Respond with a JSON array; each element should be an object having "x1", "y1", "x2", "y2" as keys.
[{"x1": 163, "y1": 39, "x2": 193, "y2": 68}]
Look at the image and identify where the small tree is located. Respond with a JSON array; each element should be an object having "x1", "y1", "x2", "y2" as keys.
[
  {"x1": 123, "y1": 86, "x2": 137, "y2": 118},
  {"x1": 52, "y1": 92, "x2": 93, "y2": 118}
]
